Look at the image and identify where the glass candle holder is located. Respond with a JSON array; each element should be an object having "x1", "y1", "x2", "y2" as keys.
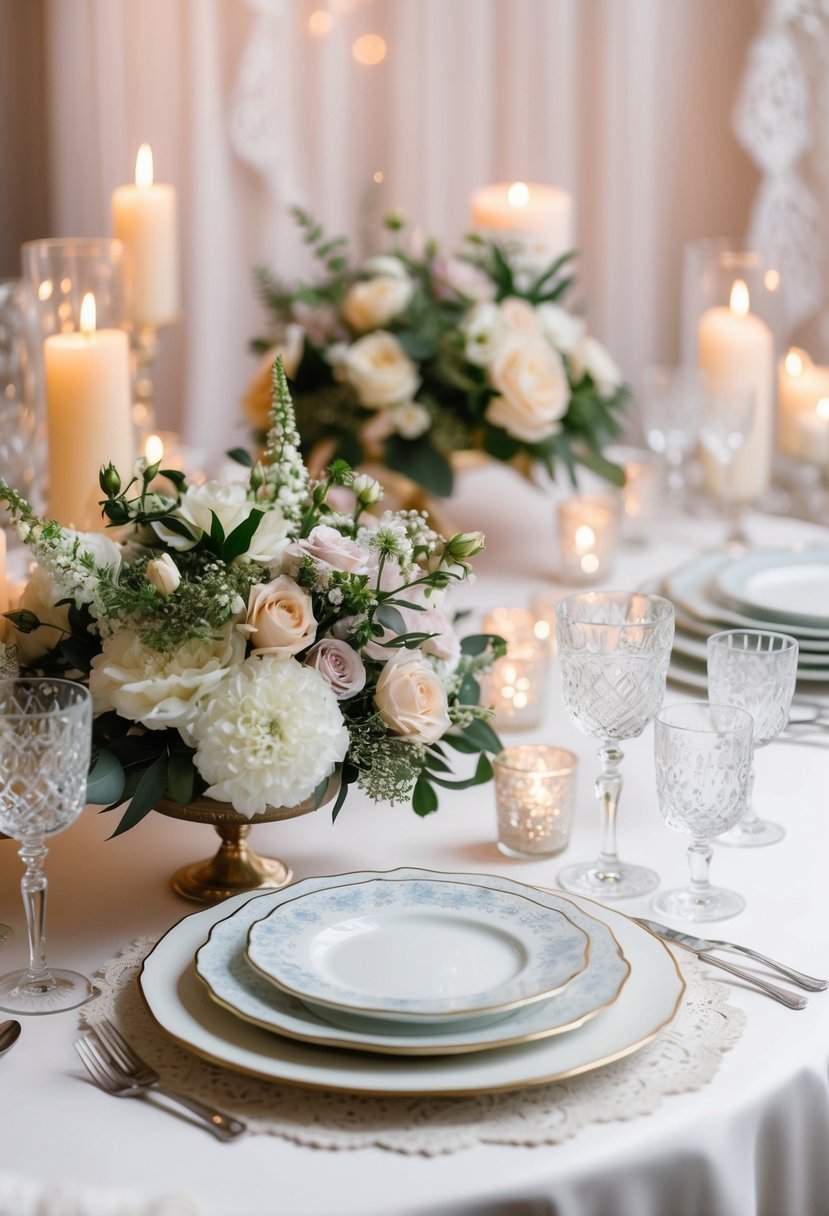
[
  {"x1": 557, "y1": 494, "x2": 619, "y2": 584},
  {"x1": 481, "y1": 607, "x2": 537, "y2": 650},
  {"x1": 482, "y1": 636, "x2": 550, "y2": 731},
  {"x1": 605, "y1": 446, "x2": 663, "y2": 545},
  {"x1": 0, "y1": 279, "x2": 42, "y2": 517},
  {"x1": 493, "y1": 745, "x2": 577, "y2": 858},
  {"x1": 529, "y1": 592, "x2": 564, "y2": 654}
]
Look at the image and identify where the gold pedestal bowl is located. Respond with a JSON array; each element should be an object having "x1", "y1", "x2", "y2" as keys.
[{"x1": 154, "y1": 780, "x2": 337, "y2": 905}]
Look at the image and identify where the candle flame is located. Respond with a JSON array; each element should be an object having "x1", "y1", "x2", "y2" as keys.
[
  {"x1": 80, "y1": 293, "x2": 96, "y2": 337},
  {"x1": 145, "y1": 433, "x2": 164, "y2": 464},
  {"x1": 135, "y1": 142, "x2": 154, "y2": 187},
  {"x1": 574, "y1": 525, "x2": 595, "y2": 549},
  {"x1": 784, "y1": 347, "x2": 811, "y2": 377},
  {"x1": 507, "y1": 181, "x2": 530, "y2": 207},
  {"x1": 817, "y1": 399, "x2": 829, "y2": 420},
  {"x1": 729, "y1": 279, "x2": 749, "y2": 317}
]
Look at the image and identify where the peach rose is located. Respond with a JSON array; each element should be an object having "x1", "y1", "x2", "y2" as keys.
[
  {"x1": 244, "y1": 575, "x2": 317, "y2": 657},
  {"x1": 342, "y1": 275, "x2": 413, "y2": 333},
  {"x1": 374, "y1": 651, "x2": 451, "y2": 742},
  {"x1": 485, "y1": 337, "x2": 570, "y2": 443},
  {"x1": 342, "y1": 332, "x2": 420, "y2": 408}
]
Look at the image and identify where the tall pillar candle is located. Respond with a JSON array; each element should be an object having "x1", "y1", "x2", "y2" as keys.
[
  {"x1": 0, "y1": 529, "x2": 6, "y2": 640},
  {"x1": 44, "y1": 293, "x2": 133, "y2": 530},
  {"x1": 698, "y1": 279, "x2": 774, "y2": 501},
  {"x1": 469, "y1": 182, "x2": 573, "y2": 264},
  {"x1": 111, "y1": 143, "x2": 180, "y2": 328},
  {"x1": 777, "y1": 347, "x2": 829, "y2": 461}
]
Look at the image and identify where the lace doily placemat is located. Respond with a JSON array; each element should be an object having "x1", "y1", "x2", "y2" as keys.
[{"x1": 81, "y1": 938, "x2": 745, "y2": 1156}]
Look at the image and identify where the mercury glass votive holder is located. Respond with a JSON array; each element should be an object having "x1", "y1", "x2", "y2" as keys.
[
  {"x1": 482, "y1": 635, "x2": 550, "y2": 731},
  {"x1": 557, "y1": 494, "x2": 619, "y2": 584},
  {"x1": 494, "y1": 745, "x2": 578, "y2": 858}
]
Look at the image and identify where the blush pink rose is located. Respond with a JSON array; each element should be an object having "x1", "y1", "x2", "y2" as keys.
[
  {"x1": 305, "y1": 638, "x2": 367, "y2": 700},
  {"x1": 244, "y1": 576, "x2": 317, "y2": 657}
]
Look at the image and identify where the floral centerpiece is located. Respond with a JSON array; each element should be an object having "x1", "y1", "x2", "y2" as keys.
[
  {"x1": 243, "y1": 210, "x2": 628, "y2": 499},
  {"x1": 0, "y1": 360, "x2": 503, "y2": 840}
]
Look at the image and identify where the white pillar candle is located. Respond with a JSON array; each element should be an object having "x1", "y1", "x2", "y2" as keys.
[
  {"x1": 777, "y1": 348, "x2": 829, "y2": 461},
  {"x1": 698, "y1": 279, "x2": 774, "y2": 501},
  {"x1": 795, "y1": 398, "x2": 829, "y2": 465},
  {"x1": 112, "y1": 143, "x2": 180, "y2": 328},
  {"x1": 469, "y1": 181, "x2": 573, "y2": 263},
  {"x1": 0, "y1": 530, "x2": 7, "y2": 638},
  {"x1": 44, "y1": 293, "x2": 134, "y2": 531}
]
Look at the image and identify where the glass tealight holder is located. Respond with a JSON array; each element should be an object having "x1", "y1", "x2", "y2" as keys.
[
  {"x1": 482, "y1": 636, "x2": 550, "y2": 731},
  {"x1": 557, "y1": 494, "x2": 619, "y2": 584},
  {"x1": 481, "y1": 607, "x2": 537, "y2": 651},
  {"x1": 605, "y1": 445, "x2": 663, "y2": 545},
  {"x1": 529, "y1": 591, "x2": 564, "y2": 654},
  {"x1": 493, "y1": 745, "x2": 578, "y2": 858}
]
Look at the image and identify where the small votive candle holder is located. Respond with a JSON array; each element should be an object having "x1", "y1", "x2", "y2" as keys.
[
  {"x1": 481, "y1": 607, "x2": 538, "y2": 650},
  {"x1": 557, "y1": 493, "x2": 619, "y2": 584},
  {"x1": 482, "y1": 635, "x2": 550, "y2": 731},
  {"x1": 607, "y1": 445, "x2": 663, "y2": 544},
  {"x1": 493, "y1": 745, "x2": 578, "y2": 858},
  {"x1": 529, "y1": 592, "x2": 564, "y2": 654}
]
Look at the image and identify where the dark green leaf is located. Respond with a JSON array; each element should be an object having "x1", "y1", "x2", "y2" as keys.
[
  {"x1": 458, "y1": 673, "x2": 480, "y2": 705},
  {"x1": 442, "y1": 732, "x2": 481, "y2": 754},
  {"x1": 331, "y1": 763, "x2": 358, "y2": 822},
  {"x1": 156, "y1": 515, "x2": 197, "y2": 543},
  {"x1": 412, "y1": 776, "x2": 438, "y2": 816},
  {"x1": 460, "y1": 633, "x2": 494, "y2": 656},
  {"x1": 423, "y1": 753, "x2": 453, "y2": 774},
  {"x1": 575, "y1": 447, "x2": 626, "y2": 487},
  {"x1": 209, "y1": 510, "x2": 226, "y2": 549},
  {"x1": 109, "y1": 754, "x2": 169, "y2": 838},
  {"x1": 227, "y1": 447, "x2": 254, "y2": 468},
  {"x1": 375, "y1": 603, "x2": 407, "y2": 634},
  {"x1": 463, "y1": 718, "x2": 503, "y2": 754},
  {"x1": 428, "y1": 752, "x2": 493, "y2": 790},
  {"x1": 86, "y1": 751, "x2": 125, "y2": 806},
  {"x1": 58, "y1": 635, "x2": 98, "y2": 673},
  {"x1": 167, "y1": 750, "x2": 196, "y2": 806},
  {"x1": 222, "y1": 508, "x2": 264, "y2": 563},
  {"x1": 160, "y1": 469, "x2": 187, "y2": 490},
  {"x1": 107, "y1": 733, "x2": 168, "y2": 767},
  {"x1": 383, "y1": 435, "x2": 454, "y2": 498},
  {"x1": 314, "y1": 776, "x2": 331, "y2": 810},
  {"x1": 333, "y1": 433, "x2": 364, "y2": 468}
]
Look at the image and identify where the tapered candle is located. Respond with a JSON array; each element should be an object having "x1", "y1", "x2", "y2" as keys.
[
  {"x1": 44, "y1": 293, "x2": 133, "y2": 530},
  {"x1": 112, "y1": 143, "x2": 180, "y2": 327}
]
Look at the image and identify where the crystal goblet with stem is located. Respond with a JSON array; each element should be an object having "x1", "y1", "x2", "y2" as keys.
[
  {"x1": 555, "y1": 591, "x2": 675, "y2": 898},
  {"x1": 0, "y1": 678, "x2": 94, "y2": 1014},
  {"x1": 707, "y1": 629, "x2": 798, "y2": 846},
  {"x1": 653, "y1": 701, "x2": 754, "y2": 921},
  {"x1": 698, "y1": 383, "x2": 755, "y2": 546},
  {"x1": 639, "y1": 365, "x2": 704, "y2": 510}
]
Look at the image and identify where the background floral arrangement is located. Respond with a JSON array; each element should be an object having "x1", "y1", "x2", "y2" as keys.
[
  {"x1": 245, "y1": 210, "x2": 629, "y2": 498},
  {"x1": 0, "y1": 360, "x2": 503, "y2": 836}
]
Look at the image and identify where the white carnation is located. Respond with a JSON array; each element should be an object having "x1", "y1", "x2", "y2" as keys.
[{"x1": 190, "y1": 656, "x2": 349, "y2": 816}]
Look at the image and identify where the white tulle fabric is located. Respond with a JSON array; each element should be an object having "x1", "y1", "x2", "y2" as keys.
[
  {"x1": 80, "y1": 938, "x2": 745, "y2": 1156},
  {"x1": 734, "y1": 1, "x2": 829, "y2": 345}
]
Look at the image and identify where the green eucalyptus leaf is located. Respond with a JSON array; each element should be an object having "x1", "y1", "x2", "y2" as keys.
[
  {"x1": 227, "y1": 447, "x2": 254, "y2": 467},
  {"x1": 167, "y1": 751, "x2": 196, "y2": 807},
  {"x1": 109, "y1": 754, "x2": 169, "y2": 838},
  {"x1": 86, "y1": 751, "x2": 125, "y2": 806},
  {"x1": 375, "y1": 603, "x2": 407, "y2": 634}
]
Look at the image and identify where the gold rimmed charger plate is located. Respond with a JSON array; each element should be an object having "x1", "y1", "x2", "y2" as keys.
[{"x1": 139, "y1": 868, "x2": 685, "y2": 1096}]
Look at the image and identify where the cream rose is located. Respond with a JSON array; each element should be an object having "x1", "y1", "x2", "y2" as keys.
[
  {"x1": 282, "y1": 526, "x2": 370, "y2": 580},
  {"x1": 485, "y1": 337, "x2": 570, "y2": 443},
  {"x1": 152, "y1": 482, "x2": 290, "y2": 567},
  {"x1": 305, "y1": 638, "x2": 367, "y2": 700},
  {"x1": 342, "y1": 275, "x2": 413, "y2": 333},
  {"x1": 342, "y1": 332, "x2": 420, "y2": 408},
  {"x1": 374, "y1": 650, "x2": 451, "y2": 742},
  {"x1": 499, "y1": 297, "x2": 542, "y2": 340},
  {"x1": 536, "y1": 303, "x2": 586, "y2": 354},
  {"x1": 89, "y1": 627, "x2": 244, "y2": 733},
  {"x1": 145, "y1": 553, "x2": 181, "y2": 598},
  {"x1": 391, "y1": 401, "x2": 431, "y2": 439},
  {"x1": 570, "y1": 335, "x2": 623, "y2": 398},
  {"x1": 244, "y1": 575, "x2": 317, "y2": 657}
]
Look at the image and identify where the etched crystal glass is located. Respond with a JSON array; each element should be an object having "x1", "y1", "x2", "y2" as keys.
[
  {"x1": 0, "y1": 678, "x2": 94, "y2": 1013},
  {"x1": 707, "y1": 629, "x2": 798, "y2": 846},
  {"x1": 653, "y1": 702, "x2": 754, "y2": 921},
  {"x1": 640, "y1": 365, "x2": 705, "y2": 509},
  {"x1": 555, "y1": 590, "x2": 675, "y2": 898}
]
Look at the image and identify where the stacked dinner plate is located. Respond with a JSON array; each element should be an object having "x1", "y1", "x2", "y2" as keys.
[
  {"x1": 643, "y1": 546, "x2": 829, "y2": 698},
  {"x1": 138, "y1": 868, "x2": 684, "y2": 1096}
]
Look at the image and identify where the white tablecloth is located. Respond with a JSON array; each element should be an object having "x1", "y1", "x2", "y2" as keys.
[{"x1": 2, "y1": 466, "x2": 828, "y2": 1216}]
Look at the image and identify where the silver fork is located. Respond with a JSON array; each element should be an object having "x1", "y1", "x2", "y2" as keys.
[{"x1": 75, "y1": 1023, "x2": 246, "y2": 1141}]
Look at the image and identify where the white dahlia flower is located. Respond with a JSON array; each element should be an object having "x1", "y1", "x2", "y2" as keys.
[{"x1": 190, "y1": 656, "x2": 349, "y2": 816}]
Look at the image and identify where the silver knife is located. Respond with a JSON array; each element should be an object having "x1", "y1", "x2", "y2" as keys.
[{"x1": 634, "y1": 919, "x2": 809, "y2": 1010}]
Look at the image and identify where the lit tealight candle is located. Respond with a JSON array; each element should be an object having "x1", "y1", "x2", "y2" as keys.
[
  {"x1": 480, "y1": 624, "x2": 550, "y2": 731},
  {"x1": 557, "y1": 494, "x2": 619, "y2": 584},
  {"x1": 469, "y1": 181, "x2": 574, "y2": 263},
  {"x1": 493, "y1": 745, "x2": 578, "y2": 858},
  {"x1": 44, "y1": 292, "x2": 133, "y2": 530},
  {"x1": 112, "y1": 143, "x2": 180, "y2": 328}
]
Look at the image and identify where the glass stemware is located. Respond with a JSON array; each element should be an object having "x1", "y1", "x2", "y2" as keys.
[
  {"x1": 653, "y1": 702, "x2": 754, "y2": 921},
  {"x1": 706, "y1": 629, "x2": 798, "y2": 847},
  {"x1": 0, "y1": 678, "x2": 94, "y2": 1014},
  {"x1": 698, "y1": 384, "x2": 756, "y2": 546},
  {"x1": 555, "y1": 591, "x2": 675, "y2": 898},
  {"x1": 639, "y1": 365, "x2": 704, "y2": 509}
]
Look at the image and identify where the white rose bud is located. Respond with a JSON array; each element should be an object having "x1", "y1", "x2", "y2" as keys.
[
  {"x1": 446, "y1": 531, "x2": 485, "y2": 560},
  {"x1": 146, "y1": 553, "x2": 181, "y2": 598},
  {"x1": 350, "y1": 472, "x2": 383, "y2": 506}
]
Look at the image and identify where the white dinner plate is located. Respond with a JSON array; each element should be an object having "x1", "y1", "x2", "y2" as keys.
[
  {"x1": 714, "y1": 548, "x2": 829, "y2": 630},
  {"x1": 140, "y1": 868, "x2": 684, "y2": 1096},
  {"x1": 660, "y1": 552, "x2": 829, "y2": 645},
  {"x1": 245, "y1": 876, "x2": 590, "y2": 1024},
  {"x1": 195, "y1": 877, "x2": 629, "y2": 1056},
  {"x1": 670, "y1": 623, "x2": 829, "y2": 671}
]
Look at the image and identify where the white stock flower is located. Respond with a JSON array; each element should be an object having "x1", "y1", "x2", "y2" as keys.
[
  {"x1": 152, "y1": 482, "x2": 291, "y2": 567},
  {"x1": 89, "y1": 627, "x2": 245, "y2": 733},
  {"x1": 570, "y1": 335, "x2": 623, "y2": 398},
  {"x1": 374, "y1": 650, "x2": 452, "y2": 742},
  {"x1": 342, "y1": 332, "x2": 420, "y2": 408},
  {"x1": 391, "y1": 401, "x2": 431, "y2": 439},
  {"x1": 485, "y1": 337, "x2": 570, "y2": 443},
  {"x1": 190, "y1": 656, "x2": 349, "y2": 816},
  {"x1": 462, "y1": 302, "x2": 505, "y2": 367},
  {"x1": 342, "y1": 275, "x2": 413, "y2": 333},
  {"x1": 145, "y1": 553, "x2": 181, "y2": 598},
  {"x1": 536, "y1": 303, "x2": 586, "y2": 354}
]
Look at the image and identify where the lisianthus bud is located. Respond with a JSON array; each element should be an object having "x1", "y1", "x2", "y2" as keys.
[
  {"x1": 446, "y1": 531, "x2": 485, "y2": 561},
  {"x1": 99, "y1": 463, "x2": 121, "y2": 496},
  {"x1": 144, "y1": 460, "x2": 161, "y2": 483},
  {"x1": 249, "y1": 461, "x2": 265, "y2": 491},
  {"x1": 146, "y1": 553, "x2": 181, "y2": 598},
  {"x1": 351, "y1": 472, "x2": 383, "y2": 506}
]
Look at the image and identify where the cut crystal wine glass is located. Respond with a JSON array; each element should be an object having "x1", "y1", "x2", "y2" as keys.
[
  {"x1": 639, "y1": 365, "x2": 704, "y2": 509},
  {"x1": 653, "y1": 701, "x2": 754, "y2": 921},
  {"x1": 0, "y1": 677, "x2": 94, "y2": 1013},
  {"x1": 555, "y1": 591, "x2": 675, "y2": 898},
  {"x1": 698, "y1": 384, "x2": 755, "y2": 546},
  {"x1": 706, "y1": 629, "x2": 798, "y2": 847}
]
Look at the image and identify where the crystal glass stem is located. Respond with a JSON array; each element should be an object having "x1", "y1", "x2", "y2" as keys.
[
  {"x1": 686, "y1": 838, "x2": 713, "y2": 898},
  {"x1": 596, "y1": 742, "x2": 624, "y2": 878},
  {"x1": 664, "y1": 450, "x2": 686, "y2": 506},
  {"x1": 737, "y1": 764, "x2": 759, "y2": 829},
  {"x1": 19, "y1": 836, "x2": 52, "y2": 994}
]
